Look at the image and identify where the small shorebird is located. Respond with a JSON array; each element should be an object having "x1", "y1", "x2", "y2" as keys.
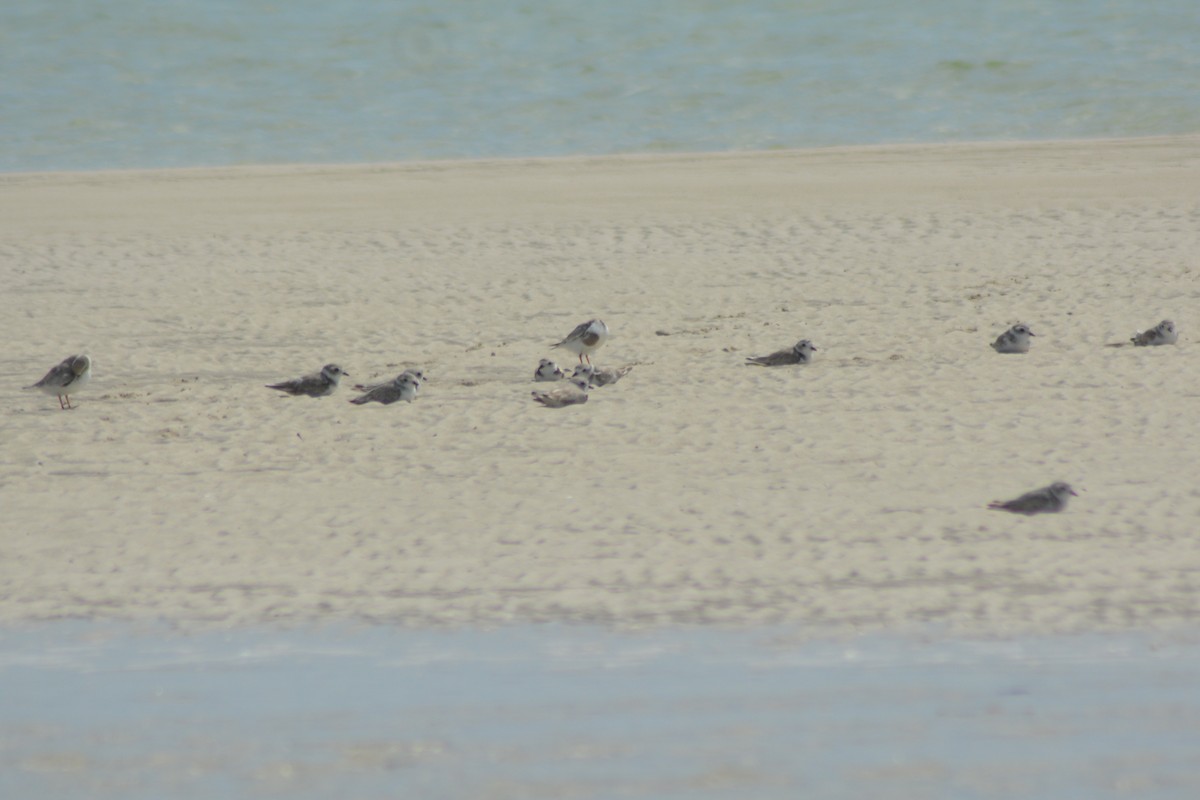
[
  {"x1": 552, "y1": 319, "x2": 608, "y2": 365},
  {"x1": 266, "y1": 363, "x2": 348, "y2": 397},
  {"x1": 534, "y1": 358, "x2": 566, "y2": 382},
  {"x1": 27, "y1": 354, "x2": 91, "y2": 409},
  {"x1": 349, "y1": 372, "x2": 420, "y2": 405},
  {"x1": 354, "y1": 368, "x2": 426, "y2": 392},
  {"x1": 745, "y1": 339, "x2": 816, "y2": 367},
  {"x1": 532, "y1": 376, "x2": 591, "y2": 408},
  {"x1": 988, "y1": 482, "x2": 1077, "y2": 515},
  {"x1": 1131, "y1": 319, "x2": 1177, "y2": 347},
  {"x1": 572, "y1": 363, "x2": 633, "y2": 387},
  {"x1": 991, "y1": 324, "x2": 1036, "y2": 354}
]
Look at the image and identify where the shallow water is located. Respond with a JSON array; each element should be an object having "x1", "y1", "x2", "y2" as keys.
[
  {"x1": 3, "y1": 0, "x2": 1199, "y2": 171},
  {"x1": 2, "y1": 623, "x2": 1199, "y2": 799}
]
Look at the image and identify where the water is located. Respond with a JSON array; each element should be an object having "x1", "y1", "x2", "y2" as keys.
[
  {"x1": 2, "y1": 623, "x2": 1199, "y2": 799},
  {"x1": 2, "y1": 0, "x2": 1198, "y2": 172}
]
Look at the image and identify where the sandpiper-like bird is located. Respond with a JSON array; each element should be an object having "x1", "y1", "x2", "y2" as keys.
[
  {"x1": 349, "y1": 372, "x2": 420, "y2": 405},
  {"x1": 534, "y1": 358, "x2": 566, "y2": 382},
  {"x1": 988, "y1": 482, "x2": 1077, "y2": 515},
  {"x1": 27, "y1": 354, "x2": 91, "y2": 409},
  {"x1": 991, "y1": 324, "x2": 1035, "y2": 354},
  {"x1": 745, "y1": 339, "x2": 816, "y2": 367},
  {"x1": 531, "y1": 376, "x2": 591, "y2": 408},
  {"x1": 1131, "y1": 319, "x2": 1177, "y2": 347},
  {"x1": 266, "y1": 363, "x2": 348, "y2": 397},
  {"x1": 572, "y1": 364, "x2": 633, "y2": 387}
]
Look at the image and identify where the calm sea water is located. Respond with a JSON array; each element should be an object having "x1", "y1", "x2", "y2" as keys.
[
  {"x1": 3, "y1": 624, "x2": 1200, "y2": 799},
  {"x1": 2, "y1": 0, "x2": 1198, "y2": 172}
]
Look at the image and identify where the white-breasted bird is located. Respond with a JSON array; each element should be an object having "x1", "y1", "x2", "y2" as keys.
[{"x1": 27, "y1": 354, "x2": 92, "y2": 409}]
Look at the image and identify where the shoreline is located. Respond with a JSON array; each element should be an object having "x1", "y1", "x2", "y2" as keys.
[
  {"x1": 3, "y1": 132, "x2": 1197, "y2": 180},
  {"x1": 2, "y1": 135, "x2": 1198, "y2": 636}
]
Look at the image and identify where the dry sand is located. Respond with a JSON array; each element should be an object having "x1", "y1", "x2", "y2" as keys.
[{"x1": 2, "y1": 136, "x2": 1198, "y2": 635}]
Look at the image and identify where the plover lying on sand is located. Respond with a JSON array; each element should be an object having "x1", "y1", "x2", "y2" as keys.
[
  {"x1": 745, "y1": 339, "x2": 816, "y2": 367},
  {"x1": 991, "y1": 324, "x2": 1036, "y2": 354},
  {"x1": 266, "y1": 363, "x2": 347, "y2": 397},
  {"x1": 572, "y1": 364, "x2": 633, "y2": 387},
  {"x1": 349, "y1": 372, "x2": 420, "y2": 405},
  {"x1": 1131, "y1": 319, "x2": 1177, "y2": 347},
  {"x1": 534, "y1": 358, "x2": 565, "y2": 382},
  {"x1": 27, "y1": 354, "x2": 91, "y2": 410},
  {"x1": 532, "y1": 376, "x2": 591, "y2": 408},
  {"x1": 552, "y1": 319, "x2": 608, "y2": 365},
  {"x1": 354, "y1": 369, "x2": 426, "y2": 392},
  {"x1": 988, "y1": 482, "x2": 1077, "y2": 515}
]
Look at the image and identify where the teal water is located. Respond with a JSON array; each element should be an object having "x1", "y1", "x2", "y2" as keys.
[
  {"x1": 2, "y1": 624, "x2": 1199, "y2": 799},
  {"x1": 2, "y1": 0, "x2": 1198, "y2": 171}
]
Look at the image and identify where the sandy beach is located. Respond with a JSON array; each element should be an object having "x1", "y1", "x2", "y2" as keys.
[{"x1": 2, "y1": 136, "x2": 1199, "y2": 635}]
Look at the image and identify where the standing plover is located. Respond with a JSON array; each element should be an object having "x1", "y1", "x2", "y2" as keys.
[
  {"x1": 1130, "y1": 319, "x2": 1177, "y2": 347},
  {"x1": 745, "y1": 339, "x2": 816, "y2": 367},
  {"x1": 991, "y1": 324, "x2": 1036, "y2": 354},
  {"x1": 27, "y1": 354, "x2": 91, "y2": 409},
  {"x1": 572, "y1": 364, "x2": 633, "y2": 387},
  {"x1": 552, "y1": 319, "x2": 608, "y2": 365},
  {"x1": 349, "y1": 372, "x2": 420, "y2": 405},
  {"x1": 534, "y1": 358, "x2": 566, "y2": 382},
  {"x1": 354, "y1": 368, "x2": 426, "y2": 392},
  {"x1": 531, "y1": 376, "x2": 591, "y2": 407},
  {"x1": 987, "y1": 482, "x2": 1077, "y2": 515},
  {"x1": 266, "y1": 363, "x2": 348, "y2": 397}
]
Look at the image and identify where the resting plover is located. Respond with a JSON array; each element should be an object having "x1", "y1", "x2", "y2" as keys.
[
  {"x1": 354, "y1": 368, "x2": 426, "y2": 392},
  {"x1": 531, "y1": 376, "x2": 591, "y2": 408},
  {"x1": 27, "y1": 354, "x2": 91, "y2": 410},
  {"x1": 1131, "y1": 319, "x2": 1177, "y2": 347},
  {"x1": 991, "y1": 324, "x2": 1036, "y2": 354},
  {"x1": 266, "y1": 363, "x2": 348, "y2": 397},
  {"x1": 745, "y1": 339, "x2": 816, "y2": 367},
  {"x1": 987, "y1": 482, "x2": 1077, "y2": 515},
  {"x1": 552, "y1": 319, "x2": 608, "y2": 365},
  {"x1": 572, "y1": 363, "x2": 633, "y2": 387},
  {"x1": 349, "y1": 372, "x2": 420, "y2": 405},
  {"x1": 534, "y1": 358, "x2": 566, "y2": 382}
]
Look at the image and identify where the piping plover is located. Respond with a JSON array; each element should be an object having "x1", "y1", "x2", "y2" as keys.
[
  {"x1": 987, "y1": 482, "x2": 1077, "y2": 515},
  {"x1": 1131, "y1": 319, "x2": 1177, "y2": 347},
  {"x1": 27, "y1": 354, "x2": 91, "y2": 410},
  {"x1": 745, "y1": 339, "x2": 816, "y2": 367},
  {"x1": 534, "y1": 358, "x2": 566, "y2": 382},
  {"x1": 991, "y1": 324, "x2": 1036, "y2": 354},
  {"x1": 266, "y1": 363, "x2": 348, "y2": 397},
  {"x1": 552, "y1": 319, "x2": 608, "y2": 365},
  {"x1": 353, "y1": 368, "x2": 426, "y2": 392},
  {"x1": 572, "y1": 364, "x2": 633, "y2": 387},
  {"x1": 349, "y1": 372, "x2": 420, "y2": 405},
  {"x1": 531, "y1": 376, "x2": 591, "y2": 408}
]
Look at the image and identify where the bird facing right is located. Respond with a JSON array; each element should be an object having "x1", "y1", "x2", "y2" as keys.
[
  {"x1": 349, "y1": 373, "x2": 420, "y2": 405},
  {"x1": 1130, "y1": 319, "x2": 1177, "y2": 347},
  {"x1": 987, "y1": 482, "x2": 1077, "y2": 515},
  {"x1": 745, "y1": 339, "x2": 816, "y2": 367},
  {"x1": 531, "y1": 376, "x2": 590, "y2": 408},
  {"x1": 266, "y1": 363, "x2": 348, "y2": 397},
  {"x1": 991, "y1": 324, "x2": 1036, "y2": 354},
  {"x1": 27, "y1": 354, "x2": 92, "y2": 409}
]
